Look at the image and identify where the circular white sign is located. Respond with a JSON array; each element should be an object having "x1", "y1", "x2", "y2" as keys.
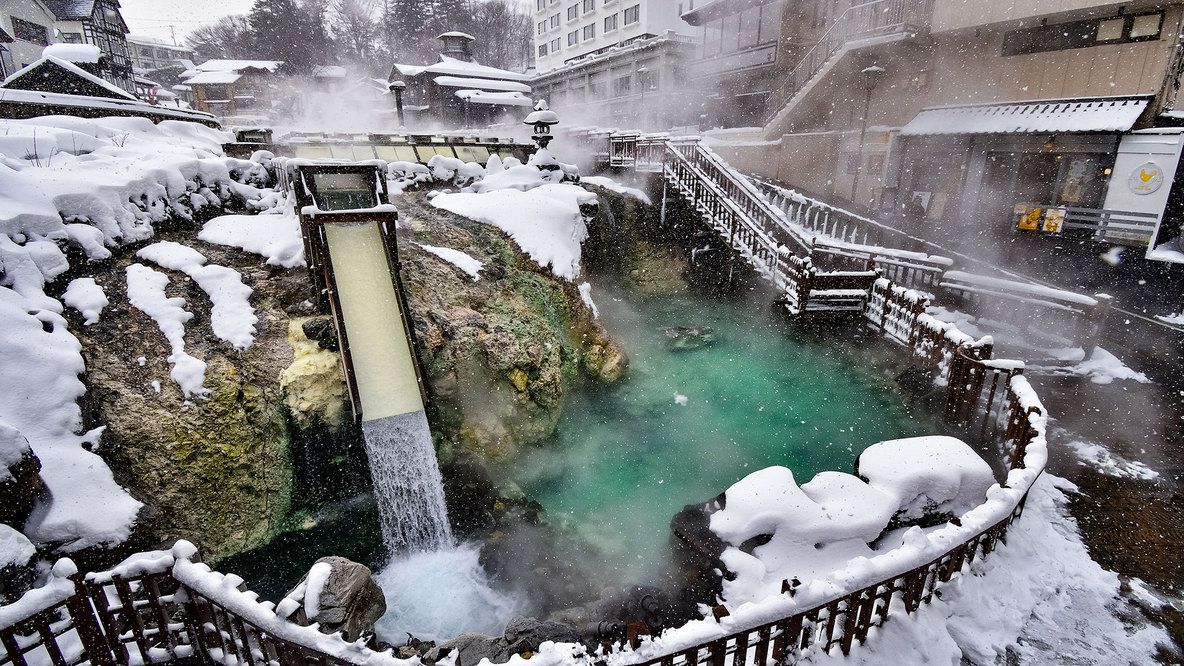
[{"x1": 1128, "y1": 161, "x2": 1163, "y2": 195}]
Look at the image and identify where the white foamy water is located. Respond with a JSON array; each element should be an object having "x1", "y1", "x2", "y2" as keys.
[
  {"x1": 373, "y1": 544, "x2": 525, "y2": 644},
  {"x1": 361, "y1": 411, "x2": 454, "y2": 553}
]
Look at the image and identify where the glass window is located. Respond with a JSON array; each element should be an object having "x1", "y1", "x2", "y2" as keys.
[
  {"x1": 759, "y1": 2, "x2": 783, "y2": 44},
  {"x1": 537, "y1": 0, "x2": 545, "y2": 10},
  {"x1": 584, "y1": 0, "x2": 594, "y2": 12},
  {"x1": 538, "y1": 21, "x2": 546, "y2": 34},
  {"x1": 739, "y1": 7, "x2": 761, "y2": 49},
  {"x1": 551, "y1": 37, "x2": 561, "y2": 50},
  {"x1": 605, "y1": 14, "x2": 618, "y2": 31},
  {"x1": 1096, "y1": 18, "x2": 1123, "y2": 41},
  {"x1": 568, "y1": 30, "x2": 579, "y2": 45},
  {"x1": 551, "y1": 14, "x2": 560, "y2": 28},
  {"x1": 584, "y1": 24, "x2": 595, "y2": 40},
  {"x1": 721, "y1": 12, "x2": 740, "y2": 52},
  {"x1": 1130, "y1": 13, "x2": 1162, "y2": 39},
  {"x1": 568, "y1": 5, "x2": 579, "y2": 21},
  {"x1": 539, "y1": 44, "x2": 548, "y2": 56},
  {"x1": 613, "y1": 75, "x2": 632, "y2": 95},
  {"x1": 12, "y1": 18, "x2": 48, "y2": 46},
  {"x1": 61, "y1": 32, "x2": 83, "y2": 43},
  {"x1": 703, "y1": 18, "x2": 721, "y2": 56},
  {"x1": 624, "y1": 4, "x2": 640, "y2": 25}
]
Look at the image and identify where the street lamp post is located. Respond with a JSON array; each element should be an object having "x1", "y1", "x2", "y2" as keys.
[{"x1": 853, "y1": 65, "x2": 884, "y2": 211}]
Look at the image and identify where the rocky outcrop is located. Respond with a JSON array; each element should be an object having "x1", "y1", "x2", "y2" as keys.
[
  {"x1": 393, "y1": 193, "x2": 626, "y2": 462},
  {"x1": 72, "y1": 233, "x2": 303, "y2": 563}
]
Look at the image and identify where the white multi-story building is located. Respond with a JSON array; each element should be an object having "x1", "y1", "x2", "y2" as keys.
[
  {"x1": 532, "y1": 0, "x2": 698, "y2": 73},
  {"x1": 127, "y1": 35, "x2": 193, "y2": 72}
]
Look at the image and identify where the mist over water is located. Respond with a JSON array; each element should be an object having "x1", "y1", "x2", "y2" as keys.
[
  {"x1": 513, "y1": 282, "x2": 926, "y2": 583},
  {"x1": 373, "y1": 544, "x2": 525, "y2": 644}
]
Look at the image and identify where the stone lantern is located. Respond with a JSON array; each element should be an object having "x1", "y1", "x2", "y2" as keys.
[{"x1": 524, "y1": 99, "x2": 560, "y2": 151}]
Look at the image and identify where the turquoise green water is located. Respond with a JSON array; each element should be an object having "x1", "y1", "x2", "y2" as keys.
[{"x1": 512, "y1": 283, "x2": 927, "y2": 582}]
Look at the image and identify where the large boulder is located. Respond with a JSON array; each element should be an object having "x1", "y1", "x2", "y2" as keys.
[{"x1": 287, "y1": 556, "x2": 386, "y2": 642}]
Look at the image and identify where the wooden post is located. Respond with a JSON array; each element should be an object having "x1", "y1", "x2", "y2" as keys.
[{"x1": 66, "y1": 575, "x2": 115, "y2": 666}]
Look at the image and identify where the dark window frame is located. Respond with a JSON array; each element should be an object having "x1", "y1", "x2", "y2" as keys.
[
  {"x1": 1002, "y1": 10, "x2": 1164, "y2": 56},
  {"x1": 12, "y1": 18, "x2": 49, "y2": 46}
]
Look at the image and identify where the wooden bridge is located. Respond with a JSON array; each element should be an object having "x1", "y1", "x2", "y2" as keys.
[
  {"x1": 586, "y1": 130, "x2": 1111, "y2": 358},
  {"x1": 4, "y1": 133, "x2": 1055, "y2": 666}
]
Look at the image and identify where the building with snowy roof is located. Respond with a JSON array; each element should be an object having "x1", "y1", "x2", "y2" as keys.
[
  {"x1": 696, "y1": 0, "x2": 1184, "y2": 261},
  {"x1": 41, "y1": 0, "x2": 133, "y2": 92},
  {"x1": 127, "y1": 34, "x2": 193, "y2": 73},
  {"x1": 0, "y1": 53, "x2": 217, "y2": 125},
  {"x1": 389, "y1": 32, "x2": 533, "y2": 128},
  {"x1": 182, "y1": 59, "x2": 284, "y2": 121}
]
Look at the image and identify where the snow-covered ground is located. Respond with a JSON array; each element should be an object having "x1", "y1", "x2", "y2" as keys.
[{"x1": 0, "y1": 116, "x2": 268, "y2": 551}]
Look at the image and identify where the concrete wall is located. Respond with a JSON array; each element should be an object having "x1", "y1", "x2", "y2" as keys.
[
  {"x1": 930, "y1": 0, "x2": 1173, "y2": 33},
  {"x1": 711, "y1": 131, "x2": 844, "y2": 197}
]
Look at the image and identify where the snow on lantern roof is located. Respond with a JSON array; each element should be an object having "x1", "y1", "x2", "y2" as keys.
[
  {"x1": 438, "y1": 31, "x2": 475, "y2": 40},
  {"x1": 391, "y1": 56, "x2": 530, "y2": 82},
  {"x1": 523, "y1": 109, "x2": 560, "y2": 125},
  {"x1": 901, "y1": 95, "x2": 1152, "y2": 136},
  {"x1": 42, "y1": 43, "x2": 101, "y2": 64},
  {"x1": 184, "y1": 71, "x2": 243, "y2": 85},
  {"x1": 433, "y1": 75, "x2": 531, "y2": 93},
  {"x1": 455, "y1": 90, "x2": 533, "y2": 107}
]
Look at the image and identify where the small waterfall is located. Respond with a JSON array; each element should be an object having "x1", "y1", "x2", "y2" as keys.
[{"x1": 361, "y1": 411, "x2": 454, "y2": 553}]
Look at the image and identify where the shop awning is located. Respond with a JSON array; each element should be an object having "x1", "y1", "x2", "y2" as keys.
[{"x1": 900, "y1": 96, "x2": 1151, "y2": 136}]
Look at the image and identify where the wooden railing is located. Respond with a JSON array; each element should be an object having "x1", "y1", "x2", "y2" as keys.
[{"x1": 0, "y1": 543, "x2": 405, "y2": 666}]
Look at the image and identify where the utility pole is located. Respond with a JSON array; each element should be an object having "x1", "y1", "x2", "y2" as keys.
[{"x1": 169, "y1": 24, "x2": 177, "y2": 46}]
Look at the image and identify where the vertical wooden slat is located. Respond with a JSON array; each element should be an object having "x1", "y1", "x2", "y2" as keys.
[
  {"x1": 113, "y1": 579, "x2": 152, "y2": 665},
  {"x1": 33, "y1": 623, "x2": 66, "y2": 666},
  {"x1": 1, "y1": 630, "x2": 29, "y2": 666},
  {"x1": 66, "y1": 577, "x2": 115, "y2": 666}
]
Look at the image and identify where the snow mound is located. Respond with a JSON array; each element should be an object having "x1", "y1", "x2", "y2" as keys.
[
  {"x1": 125, "y1": 263, "x2": 208, "y2": 398},
  {"x1": 433, "y1": 184, "x2": 594, "y2": 280},
  {"x1": 417, "y1": 243, "x2": 483, "y2": 281},
  {"x1": 137, "y1": 241, "x2": 257, "y2": 349},
  {"x1": 0, "y1": 524, "x2": 35, "y2": 568},
  {"x1": 0, "y1": 287, "x2": 142, "y2": 551},
  {"x1": 0, "y1": 420, "x2": 31, "y2": 482},
  {"x1": 856, "y1": 436, "x2": 995, "y2": 522},
  {"x1": 199, "y1": 209, "x2": 305, "y2": 268},
  {"x1": 62, "y1": 277, "x2": 108, "y2": 325}
]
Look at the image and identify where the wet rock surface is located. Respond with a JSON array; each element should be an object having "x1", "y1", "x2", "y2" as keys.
[{"x1": 392, "y1": 192, "x2": 626, "y2": 463}]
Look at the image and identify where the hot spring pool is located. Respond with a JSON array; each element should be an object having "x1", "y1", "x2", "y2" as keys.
[
  {"x1": 223, "y1": 280, "x2": 927, "y2": 643},
  {"x1": 508, "y1": 281, "x2": 927, "y2": 583}
]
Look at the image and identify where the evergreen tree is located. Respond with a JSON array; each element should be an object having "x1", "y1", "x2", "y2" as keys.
[
  {"x1": 384, "y1": 0, "x2": 433, "y2": 62},
  {"x1": 247, "y1": 0, "x2": 332, "y2": 73},
  {"x1": 429, "y1": 0, "x2": 474, "y2": 40}
]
